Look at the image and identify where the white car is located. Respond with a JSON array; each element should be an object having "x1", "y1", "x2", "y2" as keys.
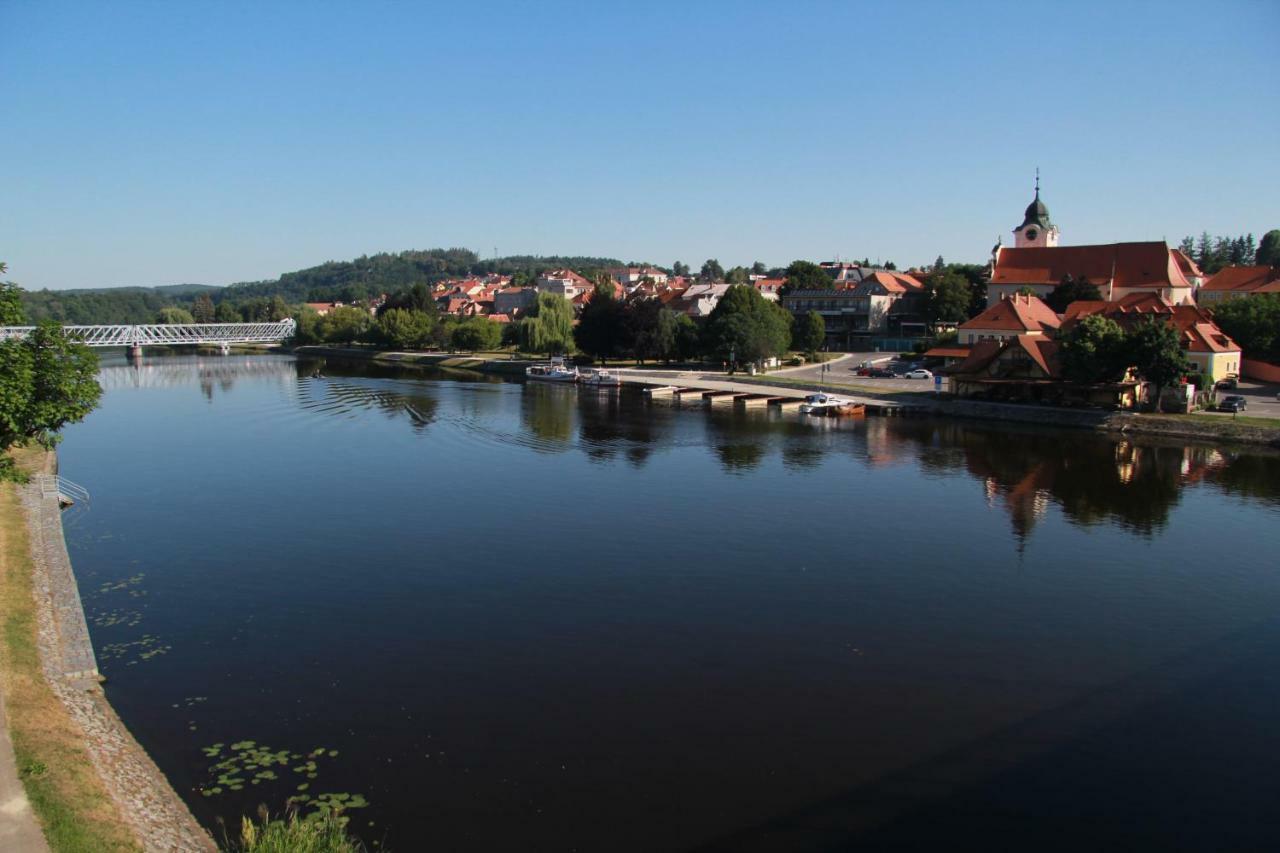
[{"x1": 904, "y1": 369, "x2": 933, "y2": 380}]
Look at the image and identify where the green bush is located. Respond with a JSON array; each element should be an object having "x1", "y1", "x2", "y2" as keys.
[{"x1": 227, "y1": 807, "x2": 368, "y2": 853}]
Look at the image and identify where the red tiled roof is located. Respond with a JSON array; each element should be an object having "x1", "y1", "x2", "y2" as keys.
[
  {"x1": 864, "y1": 270, "x2": 925, "y2": 293},
  {"x1": 922, "y1": 346, "x2": 973, "y2": 359},
  {"x1": 960, "y1": 293, "x2": 1061, "y2": 333},
  {"x1": 948, "y1": 336, "x2": 1060, "y2": 378},
  {"x1": 1062, "y1": 295, "x2": 1240, "y2": 354},
  {"x1": 992, "y1": 242, "x2": 1192, "y2": 290},
  {"x1": 1201, "y1": 265, "x2": 1280, "y2": 294}
]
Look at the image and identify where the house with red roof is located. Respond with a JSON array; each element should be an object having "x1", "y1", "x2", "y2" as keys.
[
  {"x1": 607, "y1": 266, "x2": 669, "y2": 290},
  {"x1": 1061, "y1": 294, "x2": 1242, "y2": 383},
  {"x1": 1197, "y1": 265, "x2": 1280, "y2": 304},
  {"x1": 957, "y1": 293, "x2": 1060, "y2": 344},
  {"x1": 945, "y1": 334, "x2": 1144, "y2": 408}
]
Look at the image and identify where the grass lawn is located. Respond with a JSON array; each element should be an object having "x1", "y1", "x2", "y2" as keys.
[{"x1": 1, "y1": 447, "x2": 140, "y2": 852}]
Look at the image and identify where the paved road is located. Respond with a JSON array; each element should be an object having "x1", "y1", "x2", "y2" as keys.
[
  {"x1": 1201, "y1": 379, "x2": 1280, "y2": 421},
  {"x1": 0, "y1": 666, "x2": 49, "y2": 853}
]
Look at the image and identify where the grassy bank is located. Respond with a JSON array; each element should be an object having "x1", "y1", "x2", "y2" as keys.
[{"x1": 0, "y1": 448, "x2": 140, "y2": 852}]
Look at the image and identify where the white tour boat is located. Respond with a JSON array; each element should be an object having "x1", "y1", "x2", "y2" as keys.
[
  {"x1": 799, "y1": 393, "x2": 865, "y2": 417},
  {"x1": 525, "y1": 356, "x2": 580, "y2": 383}
]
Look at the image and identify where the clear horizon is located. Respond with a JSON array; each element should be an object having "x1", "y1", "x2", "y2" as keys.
[{"x1": 3, "y1": 0, "x2": 1278, "y2": 291}]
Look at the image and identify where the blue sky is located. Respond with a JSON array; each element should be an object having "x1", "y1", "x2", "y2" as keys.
[{"x1": 2, "y1": 0, "x2": 1277, "y2": 290}]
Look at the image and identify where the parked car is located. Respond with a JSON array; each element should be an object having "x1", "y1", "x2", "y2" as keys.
[
  {"x1": 1218, "y1": 395, "x2": 1247, "y2": 412},
  {"x1": 904, "y1": 369, "x2": 933, "y2": 380},
  {"x1": 867, "y1": 368, "x2": 895, "y2": 378},
  {"x1": 1216, "y1": 377, "x2": 1238, "y2": 390},
  {"x1": 854, "y1": 367, "x2": 873, "y2": 376}
]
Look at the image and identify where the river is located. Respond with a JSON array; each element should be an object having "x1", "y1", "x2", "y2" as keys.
[{"x1": 56, "y1": 352, "x2": 1280, "y2": 851}]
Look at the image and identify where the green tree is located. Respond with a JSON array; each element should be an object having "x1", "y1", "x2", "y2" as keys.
[
  {"x1": 450, "y1": 316, "x2": 502, "y2": 351},
  {"x1": 1123, "y1": 316, "x2": 1190, "y2": 408},
  {"x1": 1257, "y1": 230, "x2": 1280, "y2": 266},
  {"x1": 673, "y1": 313, "x2": 701, "y2": 362},
  {"x1": 672, "y1": 261, "x2": 690, "y2": 277},
  {"x1": 1058, "y1": 314, "x2": 1127, "y2": 383},
  {"x1": 704, "y1": 284, "x2": 792, "y2": 368},
  {"x1": 924, "y1": 270, "x2": 973, "y2": 323},
  {"x1": 2, "y1": 264, "x2": 25, "y2": 326},
  {"x1": 699, "y1": 259, "x2": 725, "y2": 282},
  {"x1": 1, "y1": 320, "x2": 102, "y2": 481},
  {"x1": 780, "y1": 260, "x2": 833, "y2": 294},
  {"x1": 214, "y1": 301, "x2": 242, "y2": 322},
  {"x1": 155, "y1": 306, "x2": 195, "y2": 324},
  {"x1": 191, "y1": 294, "x2": 216, "y2": 323},
  {"x1": 793, "y1": 310, "x2": 826, "y2": 355},
  {"x1": 520, "y1": 292, "x2": 574, "y2": 355},
  {"x1": 750, "y1": 261, "x2": 768, "y2": 276},
  {"x1": 318, "y1": 306, "x2": 373, "y2": 345},
  {"x1": 1211, "y1": 293, "x2": 1280, "y2": 362},
  {"x1": 1045, "y1": 274, "x2": 1103, "y2": 313},
  {"x1": 376, "y1": 308, "x2": 436, "y2": 350},
  {"x1": 573, "y1": 283, "x2": 629, "y2": 363},
  {"x1": 725, "y1": 266, "x2": 750, "y2": 284}
]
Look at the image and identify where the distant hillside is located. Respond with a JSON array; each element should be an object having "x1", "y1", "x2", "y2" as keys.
[{"x1": 16, "y1": 249, "x2": 626, "y2": 324}]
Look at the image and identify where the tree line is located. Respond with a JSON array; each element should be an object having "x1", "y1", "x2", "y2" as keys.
[{"x1": 1178, "y1": 229, "x2": 1280, "y2": 275}]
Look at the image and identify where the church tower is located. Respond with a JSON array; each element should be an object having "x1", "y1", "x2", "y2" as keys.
[{"x1": 1013, "y1": 171, "x2": 1059, "y2": 248}]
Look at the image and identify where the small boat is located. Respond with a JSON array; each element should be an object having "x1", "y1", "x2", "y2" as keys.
[
  {"x1": 525, "y1": 356, "x2": 579, "y2": 383},
  {"x1": 799, "y1": 393, "x2": 865, "y2": 417},
  {"x1": 580, "y1": 368, "x2": 622, "y2": 387}
]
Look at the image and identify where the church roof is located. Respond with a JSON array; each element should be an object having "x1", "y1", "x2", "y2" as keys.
[
  {"x1": 1019, "y1": 189, "x2": 1052, "y2": 230},
  {"x1": 991, "y1": 242, "x2": 1193, "y2": 290}
]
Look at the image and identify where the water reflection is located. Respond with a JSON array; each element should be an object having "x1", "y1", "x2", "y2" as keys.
[{"x1": 102, "y1": 354, "x2": 1280, "y2": 543}]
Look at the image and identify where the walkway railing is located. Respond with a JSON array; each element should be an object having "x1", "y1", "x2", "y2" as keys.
[
  {"x1": 38, "y1": 474, "x2": 91, "y2": 507},
  {"x1": 0, "y1": 319, "x2": 297, "y2": 347}
]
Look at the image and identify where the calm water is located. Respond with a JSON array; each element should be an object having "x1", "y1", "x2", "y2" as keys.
[{"x1": 57, "y1": 353, "x2": 1280, "y2": 851}]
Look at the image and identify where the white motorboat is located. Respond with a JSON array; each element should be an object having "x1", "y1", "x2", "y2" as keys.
[
  {"x1": 525, "y1": 356, "x2": 579, "y2": 383},
  {"x1": 799, "y1": 393, "x2": 865, "y2": 417},
  {"x1": 580, "y1": 368, "x2": 622, "y2": 387}
]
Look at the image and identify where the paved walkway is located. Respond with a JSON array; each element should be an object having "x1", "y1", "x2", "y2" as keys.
[
  {"x1": 0, "y1": 596, "x2": 49, "y2": 852},
  {"x1": 0, "y1": 695, "x2": 48, "y2": 851}
]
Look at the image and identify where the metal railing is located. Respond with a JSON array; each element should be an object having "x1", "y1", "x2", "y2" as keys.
[{"x1": 38, "y1": 474, "x2": 91, "y2": 506}]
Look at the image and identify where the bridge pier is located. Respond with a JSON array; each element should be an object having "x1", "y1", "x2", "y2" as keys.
[{"x1": 127, "y1": 344, "x2": 143, "y2": 362}]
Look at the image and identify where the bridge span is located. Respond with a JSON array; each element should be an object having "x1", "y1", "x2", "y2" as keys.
[{"x1": 0, "y1": 320, "x2": 296, "y2": 353}]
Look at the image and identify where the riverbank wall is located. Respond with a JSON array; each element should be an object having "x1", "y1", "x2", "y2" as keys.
[
  {"x1": 17, "y1": 458, "x2": 214, "y2": 852},
  {"x1": 928, "y1": 400, "x2": 1280, "y2": 448}
]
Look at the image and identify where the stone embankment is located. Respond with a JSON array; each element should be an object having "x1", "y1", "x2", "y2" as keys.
[{"x1": 18, "y1": 474, "x2": 214, "y2": 852}]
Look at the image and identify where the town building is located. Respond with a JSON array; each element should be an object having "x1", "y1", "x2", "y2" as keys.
[
  {"x1": 987, "y1": 183, "x2": 1200, "y2": 306},
  {"x1": 535, "y1": 269, "x2": 593, "y2": 300},
  {"x1": 1062, "y1": 294, "x2": 1242, "y2": 384},
  {"x1": 1197, "y1": 265, "x2": 1280, "y2": 304},
  {"x1": 781, "y1": 269, "x2": 927, "y2": 350},
  {"x1": 608, "y1": 266, "x2": 669, "y2": 290},
  {"x1": 957, "y1": 293, "x2": 1061, "y2": 344},
  {"x1": 494, "y1": 286, "x2": 537, "y2": 316}
]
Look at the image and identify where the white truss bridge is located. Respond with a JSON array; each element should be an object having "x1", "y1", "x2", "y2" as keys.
[{"x1": 0, "y1": 320, "x2": 297, "y2": 348}]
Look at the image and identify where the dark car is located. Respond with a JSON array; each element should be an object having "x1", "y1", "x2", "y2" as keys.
[
  {"x1": 1216, "y1": 377, "x2": 1238, "y2": 390},
  {"x1": 1218, "y1": 395, "x2": 1247, "y2": 412},
  {"x1": 867, "y1": 368, "x2": 895, "y2": 378}
]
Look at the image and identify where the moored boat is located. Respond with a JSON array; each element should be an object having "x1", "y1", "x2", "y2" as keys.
[
  {"x1": 580, "y1": 368, "x2": 622, "y2": 387},
  {"x1": 525, "y1": 356, "x2": 579, "y2": 383},
  {"x1": 799, "y1": 393, "x2": 865, "y2": 417}
]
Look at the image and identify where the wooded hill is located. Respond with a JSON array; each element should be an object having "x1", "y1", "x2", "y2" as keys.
[{"x1": 18, "y1": 250, "x2": 625, "y2": 324}]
